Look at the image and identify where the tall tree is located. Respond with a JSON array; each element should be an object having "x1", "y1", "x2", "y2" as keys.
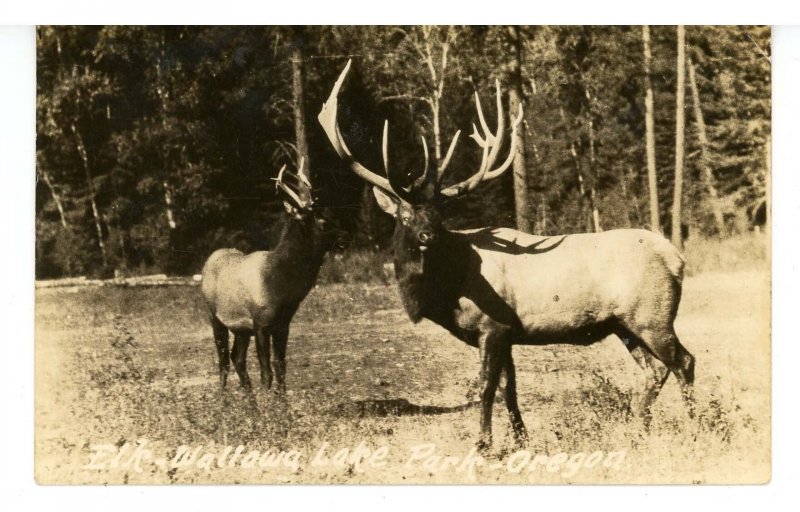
[
  {"x1": 687, "y1": 51, "x2": 726, "y2": 236},
  {"x1": 671, "y1": 25, "x2": 686, "y2": 249},
  {"x1": 642, "y1": 25, "x2": 660, "y2": 233},
  {"x1": 36, "y1": 154, "x2": 69, "y2": 228},
  {"x1": 291, "y1": 26, "x2": 312, "y2": 196},
  {"x1": 506, "y1": 26, "x2": 531, "y2": 233}
]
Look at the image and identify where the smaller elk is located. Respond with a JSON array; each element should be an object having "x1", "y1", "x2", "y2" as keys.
[
  {"x1": 201, "y1": 161, "x2": 338, "y2": 392},
  {"x1": 319, "y1": 61, "x2": 695, "y2": 449}
]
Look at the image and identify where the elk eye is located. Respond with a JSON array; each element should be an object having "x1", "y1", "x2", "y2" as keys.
[{"x1": 401, "y1": 214, "x2": 411, "y2": 223}]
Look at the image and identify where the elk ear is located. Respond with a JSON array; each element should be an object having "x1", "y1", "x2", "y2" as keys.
[
  {"x1": 283, "y1": 201, "x2": 303, "y2": 219},
  {"x1": 372, "y1": 187, "x2": 398, "y2": 216}
]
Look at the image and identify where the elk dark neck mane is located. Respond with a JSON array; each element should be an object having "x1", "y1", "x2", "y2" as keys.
[
  {"x1": 392, "y1": 228, "x2": 472, "y2": 332},
  {"x1": 392, "y1": 225, "x2": 525, "y2": 344},
  {"x1": 272, "y1": 214, "x2": 330, "y2": 288}
]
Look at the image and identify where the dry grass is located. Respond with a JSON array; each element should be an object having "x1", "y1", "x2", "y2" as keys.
[
  {"x1": 34, "y1": 237, "x2": 770, "y2": 484},
  {"x1": 683, "y1": 233, "x2": 769, "y2": 276}
]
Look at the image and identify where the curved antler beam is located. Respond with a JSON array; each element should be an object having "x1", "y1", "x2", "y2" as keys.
[{"x1": 318, "y1": 60, "x2": 415, "y2": 203}]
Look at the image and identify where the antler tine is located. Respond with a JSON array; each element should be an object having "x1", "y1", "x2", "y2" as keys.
[
  {"x1": 382, "y1": 120, "x2": 389, "y2": 174},
  {"x1": 482, "y1": 102, "x2": 523, "y2": 179},
  {"x1": 439, "y1": 130, "x2": 461, "y2": 174},
  {"x1": 273, "y1": 164, "x2": 308, "y2": 208},
  {"x1": 380, "y1": 119, "x2": 417, "y2": 201},
  {"x1": 295, "y1": 156, "x2": 315, "y2": 205},
  {"x1": 469, "y1": 124, "x2": 487, "y2": 148},
  {"x1": 487, "y1": 79, "x2": 505, "y2": 166},
  {"x1": 410, "y1": 135, "x2": 431, "y2": 190},
  {"x1": 296, "y1": 156, "x2": 311, "y2": 188},
  {"x1": 473, "y1": 90, "x2": 495, "y2": 145},
  {"x1": 274, "y1": 164, "x2": 287, "y2": 191},
  {"x1": 421, "y1": 135, "x2": 429, "y2": 179}
]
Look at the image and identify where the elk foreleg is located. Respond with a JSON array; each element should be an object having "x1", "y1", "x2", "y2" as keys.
[
  {"x1": 477, "y1": 332, "x2": 506, "y2": 451},
  {"x1": 271, "y1": 324, "x2": 289, "y2": 395},
  {"x1": 254, "y1": 325, "x2": 273, "y2": 390},
  {"x1": 502, "y1": 346, "x2": 527, "y2": 444}
]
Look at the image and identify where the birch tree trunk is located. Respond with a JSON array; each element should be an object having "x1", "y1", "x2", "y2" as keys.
[
  {"x1": 71, "y1": 122, "x2": 107, "y2": 265},
  {"x1": 155, "y1": 33, "x2": 177, "y2": 230},
  {"x1": 37, "y1": 163, "x2": 69, "y2": 228},
  {"x1": 642, "y1": 25, "x2": 661, "y2": 233},
  {"x1": 671, "y1": 25, "x2": 686, "y2": 249},
  {"x1": 687, "y1": 53, "x2": 726, "y2": 236},
  {"x1": 420, "y1": 26, "x2": 453, "y2": 170}
]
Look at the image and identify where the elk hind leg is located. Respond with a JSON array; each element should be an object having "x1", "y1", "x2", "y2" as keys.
[
  {"x1": 632, "y1": 327, "x2": 696, "y2": 420},
  {"x1": 618, "y1": 330, "x2": 670, "y2": 428},
  {"x1": 210, "y1": 315, "x2": 230, "y2": 388},
  {"x1": 230, "y1": 332, "x2": 252, "y2": 389}
]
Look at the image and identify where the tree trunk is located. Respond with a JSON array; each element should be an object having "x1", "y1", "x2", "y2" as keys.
[
  {"x1": 155, "y1": 34, "x2": 178, "y2": 231},
  {"x1": 569, "y1": 142, "x2": 592, "y2": 233},
  {"x1": 672, "y1": 25, "x2": 686, "y2": 250},
  {"x1": 586, "y1": 115, "x2": 602, "y2": 232},
  {"x1": 507, "y1": 26, "x2": 531, "y2": 233},
  {"x1": 642, "y1": 25, "x2": 661, "y2": 233},
  {"x1": 687, "y1": 54, "x2": 726, "y2": 236},
  {"x1": 764, "y1": 133, "x2": 771, "y2": 238},
  {"x1": 37, "y1": 163, "x2": 69, "y2": 228},
  {"x1": 419, "y1": 26, "x2": 454, "y2": 171},
  {"x1": 291, "y1": 27, "x2": 312, "y2": 201},
  {"x1": 71, "y1": 122, "x2": 107, "y2": 265}
]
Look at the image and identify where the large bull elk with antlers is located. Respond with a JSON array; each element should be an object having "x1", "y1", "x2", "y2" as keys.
[
  {"x1": 201, "y1": 161, "x2": 338, "y2": 392},
  {"x1": 319, "y1": 61, "x2": 695, "y2": 449}
]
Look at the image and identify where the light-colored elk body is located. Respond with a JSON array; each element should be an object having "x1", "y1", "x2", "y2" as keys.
[
  {"x1": 202, "y1": 246, "x2": 321, "y2": 333},
  {"x1": 449, "y1": 227, "x2": 684, "y2": 344},
  {"x1": 320, "y1": 60, "x2": 695, "y2": 450},
  {"x1": 201, "y1": 164, "x2": 336, "y2": 392}
]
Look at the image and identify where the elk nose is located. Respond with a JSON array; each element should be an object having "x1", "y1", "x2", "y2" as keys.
[{"x1": 418, "y1": 232, "x2": 433, "y2": 244}]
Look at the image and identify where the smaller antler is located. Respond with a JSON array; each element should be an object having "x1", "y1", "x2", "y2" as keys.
[{"x1": 273, "y1": 163, "x2": 311, "y2": 210}]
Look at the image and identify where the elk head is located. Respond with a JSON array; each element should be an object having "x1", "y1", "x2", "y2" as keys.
[
  {"x1": 318, "y1": 60, "x2": 523, "y2": 256},
  {"x1": 273, "y1": 158, "x2": 339, "y2": 251}
]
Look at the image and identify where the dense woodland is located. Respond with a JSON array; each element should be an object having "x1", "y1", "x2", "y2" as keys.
[{"x1": 35, "y1": 26, "x2": 770, "y2": 278}]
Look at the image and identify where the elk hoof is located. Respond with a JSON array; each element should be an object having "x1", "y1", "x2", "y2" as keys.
[
  {"x1": 513, "y1": 428, "x2": 529, "y2": 447},
  {"x1": 476, "y1": 435, "x2": 492, "y2": 454}
]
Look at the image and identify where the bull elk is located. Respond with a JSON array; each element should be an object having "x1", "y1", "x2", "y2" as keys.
[
  {"x1": 319, "y1": 61, "x2": 695, "y2": 449},
  {"x1": 201, "y1": 160, "x2": 338, "y2": 392}
]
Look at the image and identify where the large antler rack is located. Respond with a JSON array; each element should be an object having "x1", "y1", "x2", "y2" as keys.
[{"x1": 318, "y1": 59, "x2": 524, "y2": 203}]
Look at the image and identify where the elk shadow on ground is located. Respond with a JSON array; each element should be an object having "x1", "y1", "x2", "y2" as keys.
[{"x1": 334, "y1": 398, "x2": 483, "y2": 418}]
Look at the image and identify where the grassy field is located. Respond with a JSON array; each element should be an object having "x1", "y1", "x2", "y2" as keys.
[{"x1": 35, "y1": 236, "x2": 770, "y2": 484}]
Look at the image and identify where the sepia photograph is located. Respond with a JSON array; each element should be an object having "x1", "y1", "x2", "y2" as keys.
[{"x1": 32, "y1": 25, "x2": 771, "y2": 485}]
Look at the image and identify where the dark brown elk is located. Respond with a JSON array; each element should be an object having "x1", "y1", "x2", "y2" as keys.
[
  {"x1": 201, "y1": 161, "x2": 338, "y2": 392},
  {"x1": 319, "y1": 61, "x2": 695, "y2": 450}
]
